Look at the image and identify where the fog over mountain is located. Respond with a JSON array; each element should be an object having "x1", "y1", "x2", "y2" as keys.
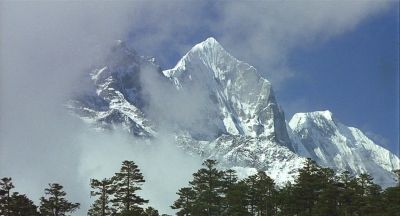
[
  {"x1": 1, "y1": 1, "x2": 397, "y2": 214},
  {"x1": 70, "y1": 38, "x2": 399, "y2": 190}
]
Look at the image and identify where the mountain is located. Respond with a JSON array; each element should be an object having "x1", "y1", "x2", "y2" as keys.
[
  {"x1": 289, "y1": 110, "x2": 399, "y2": 187},
  {"x1": 69, "y1": 41, "x2": 157, "y2": 137},
  {"x1": 163, "y1": 38, "x2": 293, "y2": 148},
  {"x1": 69, "y1": 37, "x2": 399, "y2": 186}
]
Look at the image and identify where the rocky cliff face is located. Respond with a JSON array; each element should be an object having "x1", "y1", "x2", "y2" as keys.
[
  {"x1": 69, "y1": 37, "x2": 399, "y2": 186},
  {"x1": 163, "y1": 38, "x2": 292, "y2": 148}
]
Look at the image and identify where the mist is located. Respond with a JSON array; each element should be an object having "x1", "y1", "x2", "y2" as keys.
[
  {"x1": 0, "y1": 1, "x2": 203, "y2": 214},
  {"x1": 0, "y1": 0, "x2": 393, "y2": 215},
  {"x1": 77, "y1": 129, "x2": 201, "y2": 214},
  {"x1": 139, "y1": 64, "x2": 222, "y2": 139}
]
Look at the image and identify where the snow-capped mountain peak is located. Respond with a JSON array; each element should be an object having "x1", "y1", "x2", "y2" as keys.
[
  {"x1": 314, "y1": 110, "x2": 334, "y2": 120},
  {"x1": 162, "y1": 38, "x2": 293, "y2": 149},
  {"x1": 289, "y1": 110, "x2": 399, "y2": 187},
  {"x1": 290, "y1": 110, "x2": 334, "y2": 126},
  {"x1": 70, "y1": 38, "x2": 399, "y2": 187},
  {"x1": 191, "y1": 37, "x2": 223, "y2": 52},
  {"x1": 163, "y1": 37, "x2": 243, "y2": 85}
]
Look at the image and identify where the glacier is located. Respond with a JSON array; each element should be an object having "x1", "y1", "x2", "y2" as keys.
[{"x1": 69, "y1": 37, "x2": 399, "y2": 187}]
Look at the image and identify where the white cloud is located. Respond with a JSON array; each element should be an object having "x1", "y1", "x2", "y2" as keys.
[
  {"x1": 0, "y1": 0, "x2": 393, "y2": 214},
  {"x1": 0, "y1": 0, "x2": 139, "y2": 214},
  {"x1": 103, "y1": 1, "x2": 392, "y2": 88},
  {"x1": 213, "y1": 1, "x2": 391, "y2": 87}
]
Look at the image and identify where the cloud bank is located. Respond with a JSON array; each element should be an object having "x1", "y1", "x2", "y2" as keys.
[
  {"x1": 0, "y1": 0, "x2": 392, "y2": 214},
  {"x1": 0, "y1": 1, "x2": 138, "y2": 214},
  {"x1": 123, "y1": 1, "x2": 391, "y2": 87}
]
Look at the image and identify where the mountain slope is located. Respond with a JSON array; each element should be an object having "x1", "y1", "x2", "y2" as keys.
[
  {"x1": 69, "y1": 41, "x2": 157, "y2": 136},
  {"x1": 289, "y1": 110, "x2": 399, "y2": 186},
  {"x1": 163, "y1": 38, "x2": 293, "y2": 150},
  {"x1": 69, "y1": 37, "x2": 399, "y2": 187}
]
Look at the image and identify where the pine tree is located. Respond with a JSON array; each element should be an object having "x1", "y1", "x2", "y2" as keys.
[
  {"x1": 381, "y1": 186, "x2": 400, "y2": 216},
  {"x1": 293, "y1": 158, "x2": 323, "y2": 215},
  {"x1": 189, "y1": 159, "x2": 224, "y2": 216},
  {"x1": 223, "y1": 181, "x2": 250, "y2": 216},
  {"x1": 244, "y1": 174, "x2": 258, "y2": 215},
  {"x1": 381, "y1": 169, "x2": 400, "y2": 215},
  {"x1": 118, "y1": 205, "x2": 146, "y2": 216},
  {"x1": 144, "y1": 206, "x2": 160, "y2": 216},
  {"x1": 254, "y1": 171, "x2": 277, "y2": 216},
  {"x1": 314, "y1": 167, "x2": 340, "y2": 216},
  {"x1": 220, "y1": 169, "x2": 238, "y2": 214},
  {"x1": 356, "y1": 173, "x2": 382, "y2": 216},
  {"x1": 8, "y1": 192, "x2": 39, "y2": 216},
  {"x1": 169, "y1": 158, "x2": 398, "y2": 216},
  {"x1": 88, "y1": 178, "x2": 116, "y2": 216},
  {"x1": 115, "y1": 206, "x2": 159, "y2": 216},
  {"x1": 112, "y1": 160, "x2": 148, "y2": 213},
  {"x1": 171, "y1": 187, "x2": 196, "y2": 216},
  {"x1": 222, "y1": 169, "x2": 238, "y2": 190},
  {"x1": 0, "y1": 177, "x2": 15, "y2": 216},
  {"x1": 337, "y1": 171, "x2": 358, "y2": 216},
  {"x1": 276, "y1": 182, "x2": 297, "y2": 216},
  {"x1": 39, "y1": 183, "x2": 80, "y2": 216}
]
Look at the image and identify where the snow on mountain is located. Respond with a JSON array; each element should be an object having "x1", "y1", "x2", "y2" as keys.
[
  {"x1": 69, "y1": 37, "x2": 399, "y2": 187},
  {"x1": 289, "y1": 110, "x2": 399, "y2": 187},
  {"x1": 176, "y1": 134, "x2": 306, "y2": 185},
  {"x1": 159, "y1": 37, "x2": 303, "y2": 183},
  {"x1": 163, "y1": 37, "x2": 293, "y2": 150},
  {"x1": 69, "y1": 41, "x2": 156, "y2": 137}
]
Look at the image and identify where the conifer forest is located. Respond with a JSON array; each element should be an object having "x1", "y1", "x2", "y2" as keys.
[{"x1": 1, "y1": 159, "x2": 399, "y2": 216}]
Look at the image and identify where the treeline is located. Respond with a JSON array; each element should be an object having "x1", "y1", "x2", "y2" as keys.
[
  {"x1": 172, "y1": 159, "x2": 400, "y2": 216},
  {"x1": 0, "y1": 160, "x2": 161, "y2": 216},
  {"x1": 1, "y1": 159, "x2": 399, "y2": 216},
  {"x1": 0, "y1": 178, "x2": 79, "y2": 216}
]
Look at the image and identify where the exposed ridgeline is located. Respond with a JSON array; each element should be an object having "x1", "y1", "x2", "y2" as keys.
[
  {"x1": 69, "y1": 37, "x2": 399, "y2": 187},
  {"x1": 163, "y1": 37, "x2": 291, "y2": 146},
  {"x1": 289, "y1": 111, "x2": 399, "y2": 187}
]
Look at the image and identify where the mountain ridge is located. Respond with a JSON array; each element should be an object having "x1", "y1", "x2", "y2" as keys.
[{"x1": 69, "y1": 37, "x2": 399, "y2": 187}]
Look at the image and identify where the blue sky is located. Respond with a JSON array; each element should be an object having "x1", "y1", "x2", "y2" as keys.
[
  {"x1": 282, "y1": 6, "x2": 399, "y2": 154},
  {"x1": 0, "y1": 1, "x2": 398, "y2": 214},
  {"x1": 274, "y1": 6, "x2": 396, "y2": 154},
  {"x1": 125, "y1": 2, "x2": 399, "y2": 155}
]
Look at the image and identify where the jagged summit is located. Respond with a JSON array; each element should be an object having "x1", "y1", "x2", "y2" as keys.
[
  {"x1": 290, "y1": 110, "x2": 336, "y2": 130},
  {"x1": 70, "y1": 38, "x2": 399, "y2": 187},
  {"x1": 292, "y1": 110, "x2": 334, "y2": 121},
  {"x1": 163, "y1": 37, "x2": 243, "y2": 82},
  {"x1": 162, "y1": 37, "x2": 292, "y2": 149},
  {"x1": 192, "y1": 37, "x2": 223, "y2": 51},
  {"x1": 182, "y1": 37, "x2": 227, "y2": 59}
]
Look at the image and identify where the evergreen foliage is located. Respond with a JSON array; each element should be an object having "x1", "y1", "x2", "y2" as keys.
[
  {"x1": 144, "y1": 206, "x2": 160, "y2": 216},
  {"x1": 112, "y1": 160, "x2": 149, "y2": 213},
  {"x1": 39, "y1": 183, "x2": 80, "y2": 216},
  {"x1": 88, "y1": 178, "x2": 116, "y2": 216},
  {"x1": 9, "y1": 192, "x2": 39, "y2": 215},
  {"x1": 171, "y1": 187, "x2": 196, "y2": 216},
  {"x1": 189, "y1": 159, "x2": 224, "y2": 215},
  {"x1": 172, "y1": 158, "x2": 400, "y2": 216},
  {"x1": 1, "y1": 159, "x2": 398, "y2": 216},
  {"x1": 0, "y1": 177, "x2": 39, "y2": 215},
  {"x1": 0, "y1": 177, "x2": 14, "y2": 216}
]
